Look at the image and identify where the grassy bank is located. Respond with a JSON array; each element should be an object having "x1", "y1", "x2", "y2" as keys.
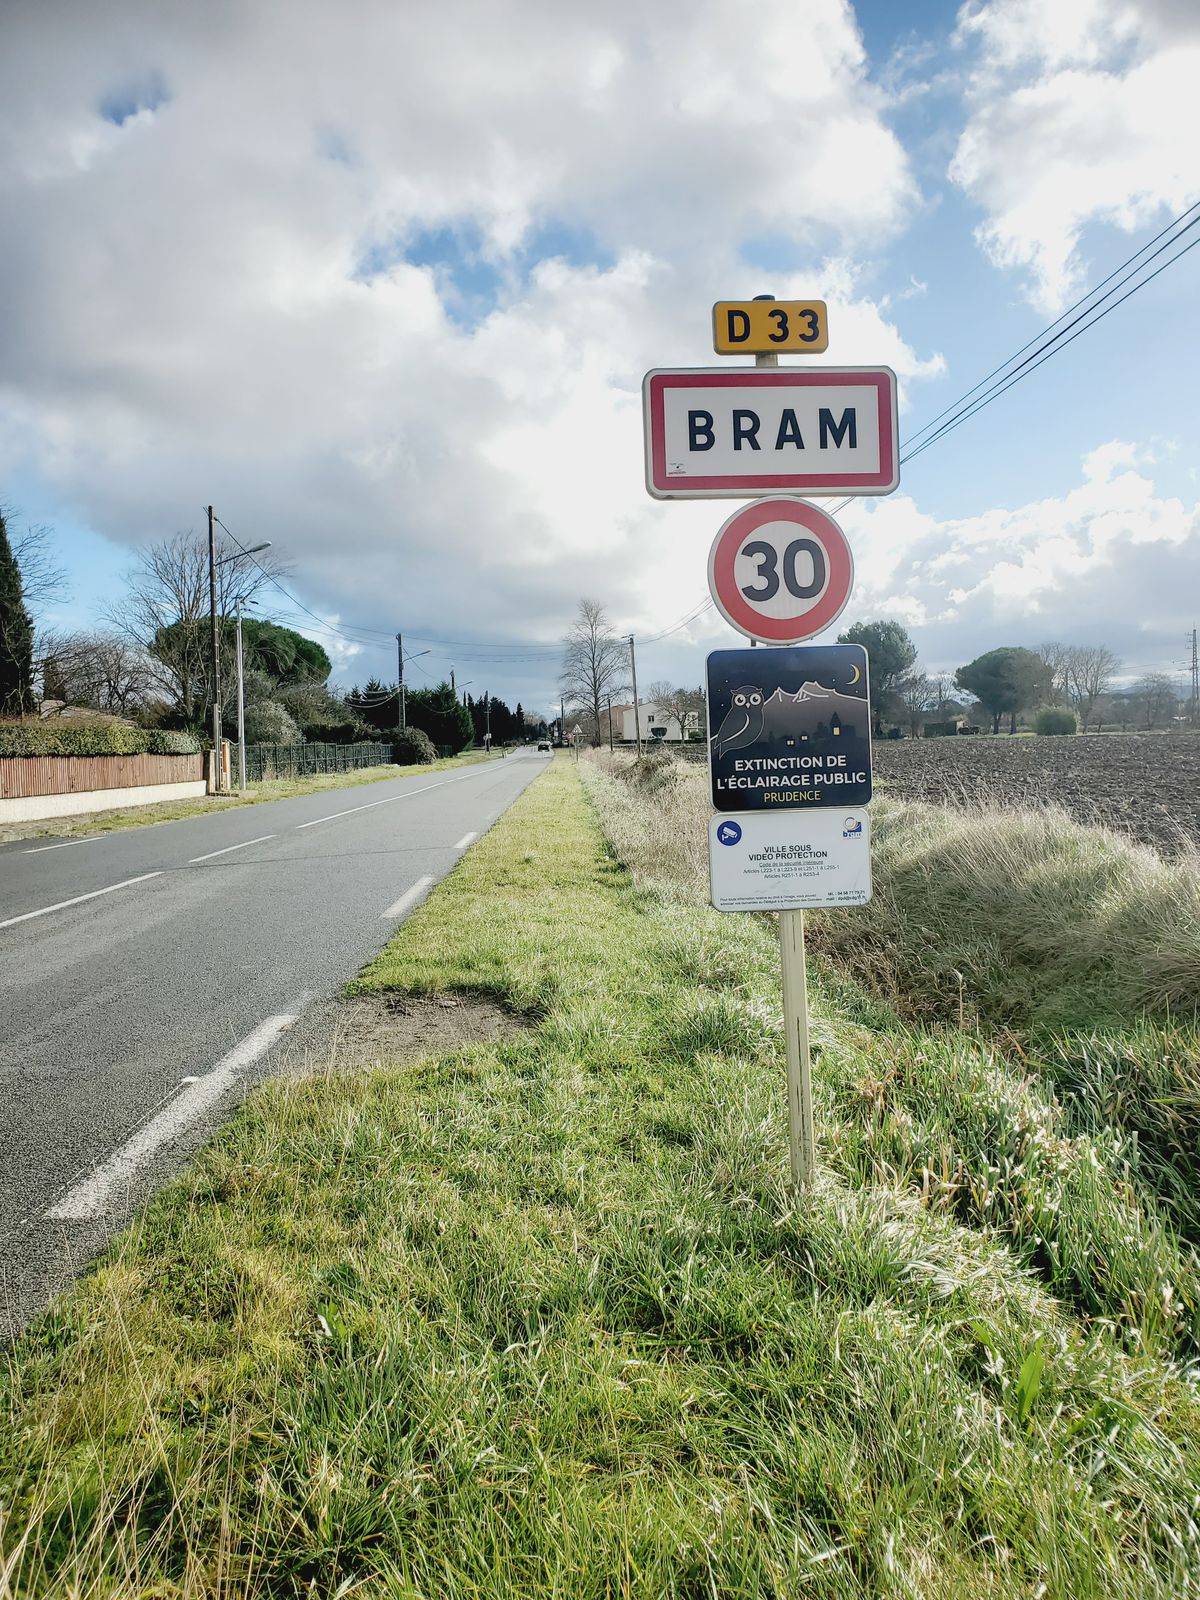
[
  {"x1": 3, "y1": 760, "x2": 1199, "y2": 1597},
  {"x1": 0, "y1": 749, "x2": 503, "y2": 845},
  {"x1": 596, "y1": 752, "x2": 1200, "y2": 1248}
]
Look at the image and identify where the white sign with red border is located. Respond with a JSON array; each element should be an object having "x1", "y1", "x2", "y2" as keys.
[
  {"x1": 642, "y1": 366, "x2": 898, "y2": 499},
  {"x1": 707, "y1": 497, "x2": 854, "y2": 644}
]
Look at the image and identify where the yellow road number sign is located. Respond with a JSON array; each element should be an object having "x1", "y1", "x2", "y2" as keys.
[{"x1": 712, "y1": 300, "x2": 829, "y2": 355}]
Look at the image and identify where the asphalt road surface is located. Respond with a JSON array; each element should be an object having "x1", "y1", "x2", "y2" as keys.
[{"x1": 0, "y1": 751, "x2": 547, "y2": 1340}]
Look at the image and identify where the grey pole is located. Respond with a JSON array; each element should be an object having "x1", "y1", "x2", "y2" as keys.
[
  {"x1": 207, "y1": 506, "x2": 222, "y2": 791},
  {"x1": 396, "y1": 632, "x2": 406, "y2": 731},
  {"x1": 627, "y1": 634, "x2": 642, "y2": 756},
  {"x1": 235, "y1": 595, "x2": 247, "y2": 794}
]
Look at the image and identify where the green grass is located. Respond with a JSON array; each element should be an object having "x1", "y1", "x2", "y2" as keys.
[
  {"x1": 3, "y1": 760, "x2": 1199, "y2": 1597},
  {"x1": 0, "y1": 750, "x2": 503, "y2": 845}
]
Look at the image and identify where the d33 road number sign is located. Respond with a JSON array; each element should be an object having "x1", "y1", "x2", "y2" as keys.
[{"x1": 708, "y1": 497, "x2": 854, "y2": 644}]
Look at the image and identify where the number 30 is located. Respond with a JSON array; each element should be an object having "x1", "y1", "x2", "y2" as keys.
[{"x1": 740, "y1": 538, "x2": 827, "y2": 602}]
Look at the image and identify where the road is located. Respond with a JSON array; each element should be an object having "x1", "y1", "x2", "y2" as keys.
[{"x1": 0, "y1": 752, "x2": 546, "y2": 1340}]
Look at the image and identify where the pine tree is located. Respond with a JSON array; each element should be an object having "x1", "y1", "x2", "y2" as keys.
[{"x1": 0, "y1": 511, "x2": 34, "y2": 716}]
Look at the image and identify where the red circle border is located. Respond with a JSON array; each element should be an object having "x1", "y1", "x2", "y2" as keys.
[{"x1": 707, "y1": 498, "x2": 854, "y2": 643}]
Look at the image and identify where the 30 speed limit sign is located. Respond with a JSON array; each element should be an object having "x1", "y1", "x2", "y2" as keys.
[{"x1": 707, "y1": 497, "x2": 854, "y2": 644}]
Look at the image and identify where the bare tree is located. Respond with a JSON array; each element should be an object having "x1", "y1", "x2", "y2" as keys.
[
  {"x1": 559, "y1": 599, "x2": 628, "y2": 746},
  {"x1": 1129, "y1": 672, "x2": 1178, "y2": 731},
  {"x1": 40, "y1": 630, "x2": 157, "y2": 715},
  {"x1": 3, "y1": 512, "x2": 69, "y2": 618},
  {"x1": 644, "y1": 680, "x2": 702, "y2": 740},
  {"x1": 896, "y1": 670, "x2": 933, "y2": 737},
  {"x1": 1065, "y1": 645, "x2": 1120, "y2": 732},
  {"x1": 1038, "y1": 641, "x2": 1073, "y2": 706},
  {"x1": 108, "y1": 530, "x2": 286, "y2": 724}
]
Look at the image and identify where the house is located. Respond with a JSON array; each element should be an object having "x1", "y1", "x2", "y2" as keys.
[{"x1": 609, "y1": 701, "x2": 697, "y2": 743}]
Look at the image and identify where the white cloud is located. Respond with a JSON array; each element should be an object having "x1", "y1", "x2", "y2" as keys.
[
  {"x1": 832, "y1": 440, "x2": 1198, "y2": 677},
  {"x1": 0, "y1": 0, "x2": 940, "y2": 711},
  {"x1": 950, "y1": 0, "x2": 1200, "y2": 311}
]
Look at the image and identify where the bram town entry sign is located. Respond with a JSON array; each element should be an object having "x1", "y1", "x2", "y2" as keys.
[{"x1": 643, "y1": 367, "x2": 899, "y2": 499}]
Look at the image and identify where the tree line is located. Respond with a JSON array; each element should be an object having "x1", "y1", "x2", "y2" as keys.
[{"x1": 0, "y1": 513, "x2": 544, "y2": 748}]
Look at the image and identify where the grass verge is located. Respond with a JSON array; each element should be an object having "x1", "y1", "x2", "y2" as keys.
[
  {"x1": 0, "y1": 750, "x2": 503, "y2": 845},
  {"x1": 3, "y1": 759, "x2": 1199, "y2": 1596}
]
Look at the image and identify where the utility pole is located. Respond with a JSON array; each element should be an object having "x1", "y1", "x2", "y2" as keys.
[
  {"x1": 235, "y1": 595, "x2": 247, "y2": 794},
  {"x1": 627, "y1": 634, "x2": 642, "y2": 756},
  {"x1": 607, "y1": 694, "x2": 614, "y2": 751},
  {"x1": 207, "y1": 506, "x2": 222, "y2": 792},
  {"x1": 1191, "y1": 627, "x2": 1198, "y2": 724},
  {"x1": 559, "y1": 696, "x2": 565, "y2": 747},
  {"x1": 396, "y1": 632, "x2": 406, "y2": 731},
  {"x1": 450, "y1": 666, "x2": 456, "y2": 694},
  {"x1": 484, "y1": 692, "x2": 492, "y2": 751}
]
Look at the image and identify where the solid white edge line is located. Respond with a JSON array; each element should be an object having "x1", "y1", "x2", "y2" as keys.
[
  {"x1": 294, "y1": 766, "x2": 495, "y2": 831},
  {"x1": 454, "y1": 832, "x2": 477, "y2": 849},
  {"x1": 0, "y1": 871, "x2": 163, "y2": 931},
  {"x1": 382, "y1": 874, "x2": 437, "y2": 920},
  {"x1": 46, "y1": 1014, "x2": 298, "y2": 1221},
  {"x1": 189, "y1": 833, "x2": 275, "y2": 864}
]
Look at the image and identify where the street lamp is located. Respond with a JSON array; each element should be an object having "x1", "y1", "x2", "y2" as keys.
[{"x1": 206, "y1": 505, "x2": 270, "y2": 794}]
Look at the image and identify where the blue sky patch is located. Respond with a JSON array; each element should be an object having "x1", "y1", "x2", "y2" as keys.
[{"x1": 99, "y1": 71, "x2": 170, "y2": 127}]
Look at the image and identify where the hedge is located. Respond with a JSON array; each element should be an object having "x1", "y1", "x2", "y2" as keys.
[
  {"x1": 392, "y1": 727, "x2": 437, "y2": 765},
  {"x1": 0, "y1": 724, "x2": 201, "y2": 757}
]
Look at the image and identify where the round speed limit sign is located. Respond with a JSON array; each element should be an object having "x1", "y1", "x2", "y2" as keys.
[{"x1": 707, "y1": 496, "x2": 854, "y2": 644}]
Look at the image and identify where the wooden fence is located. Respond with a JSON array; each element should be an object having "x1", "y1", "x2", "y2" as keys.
[{"x1": 0, "y1": 752, "x2": 204, "y2": 800}]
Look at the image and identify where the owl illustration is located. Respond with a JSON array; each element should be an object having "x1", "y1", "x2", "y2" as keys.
[{"x1": 712, "y1": 684, "x2": 766, "y2": 756}]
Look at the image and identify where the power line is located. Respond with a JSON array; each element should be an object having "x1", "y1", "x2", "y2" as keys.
[
  {"x1": 901, "y1": 198, "x2": 1200, "y2": 457},
  {"x1": 902, "y1": 232, "x2": 1200, "y2": 465}
]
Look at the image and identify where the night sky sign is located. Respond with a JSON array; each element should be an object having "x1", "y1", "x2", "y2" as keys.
[{"x1": 706, "y1": 644, "x2": 872, "y2": 812}]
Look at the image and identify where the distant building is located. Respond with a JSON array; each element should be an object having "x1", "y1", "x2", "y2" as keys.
[{"x1": 608, "y1": 701, "x2": 697, "y2": 743}]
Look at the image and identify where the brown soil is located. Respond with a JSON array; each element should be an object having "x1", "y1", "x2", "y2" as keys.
[
  {"x1": 871, "y1": 733, "x2": 1200, "y2": 855},
  {"x1": 280, "y1": 991, "x2": 529, "y2": 1078}
]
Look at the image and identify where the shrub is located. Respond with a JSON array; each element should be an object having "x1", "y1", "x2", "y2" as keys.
[
  {"x1": 1035, "y1": 706, "x2": 1077, "y2": 735},
  {"x1": 241, "y1": 701, "x2": 303, "y2": 746},
  {"x1": 392, "y1": 727, "x2": 437, "y2": 765},
  {"x1": 146, "y1": 729, "x2": 201, "y2": 755},
  {"x1": 0, "y1": 721, "x2": 199, "y2": 757},
  {"x1": 301, "y1": 720, "x2": 375, "y2": 745}
]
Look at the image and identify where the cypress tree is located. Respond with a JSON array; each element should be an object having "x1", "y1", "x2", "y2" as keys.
[{"x1": 0, "y1": 511, "x2": 34, "y2": 716}]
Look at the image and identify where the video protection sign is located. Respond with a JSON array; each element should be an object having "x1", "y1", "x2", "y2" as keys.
[{"x1": 706, "y1": 644, "x2": 872, "y2": 813}]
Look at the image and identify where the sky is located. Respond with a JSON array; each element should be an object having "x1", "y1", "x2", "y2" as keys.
[{"x1": 1, "y1": 0, "x2": 1198, "y2": 717}]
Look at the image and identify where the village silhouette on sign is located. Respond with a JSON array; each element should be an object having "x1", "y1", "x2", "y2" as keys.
[{"x1": 706, "y1": 644, "x2": 872, "y2": 812}]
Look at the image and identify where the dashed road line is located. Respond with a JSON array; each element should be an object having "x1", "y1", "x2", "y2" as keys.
[
  {"x1": 23, "y1": 838, "x2": 102, "y2": 854},
  {"x1": 454, "y1": 832, "x2": 477, "y2": 849},
  {"x1": 46, "y1": 1014, "x2": 298, "y2": 1221},
  {"x1": 382, "y1": 875, "x2": 436, "y2": 920},
  {"x1": 189, "y1": 833, "x2": 275, "y2": 864},
  {"x1": 0, "y1": 872, "x2": 163, "y2": 932},
  {"x1": 294, "y1": 766, "x2": 497, "y2": 831}
]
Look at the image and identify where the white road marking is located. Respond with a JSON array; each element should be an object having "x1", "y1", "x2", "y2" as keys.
[
  {"x1": 382, "y1": 874, "x2": 436, "y2": 920},
  {"x1": 46, "y1": 1014, "x2": 298, "y2": 1221},
  {"x1": 294, "y1": 766, "x2": 495, "y2": 831},
  {"x1": 454, "y1": 832, "x2": 477, "y2": 849},
  {"x1": 23, "y1": 838, "x2": 102, "y2": 854},
  {"x1": 189, "y1": 833, "x2": 275, "y2": 864},
  {"x1": 0, "y1": 872, "x2": 163, "y2": 932}
]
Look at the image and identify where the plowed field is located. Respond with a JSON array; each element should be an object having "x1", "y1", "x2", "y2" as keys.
[{"x1": 872, "y1": 734, "x2": 1200, "y2": 853}]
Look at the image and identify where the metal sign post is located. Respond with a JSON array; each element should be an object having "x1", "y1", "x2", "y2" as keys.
[
  {"x1": 639, "y1": 295, "x2": 897, "y2": 1193},
  {"x1": 757, "y1": 338, "x2": 812, "y2": 1189}
]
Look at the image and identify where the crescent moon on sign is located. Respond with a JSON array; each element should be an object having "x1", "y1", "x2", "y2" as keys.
[{"x1": 847, "y1": 663, "x2": 862, "y2": 684}]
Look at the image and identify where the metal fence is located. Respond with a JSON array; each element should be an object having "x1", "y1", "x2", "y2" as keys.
[{"x1": 238, "y1": 740, "x2": 394, "y2": 785}]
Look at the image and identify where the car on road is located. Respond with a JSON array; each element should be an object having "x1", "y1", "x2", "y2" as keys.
[{"x1": 538, "y1": 741, "x2": 551, "y2": 753}]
